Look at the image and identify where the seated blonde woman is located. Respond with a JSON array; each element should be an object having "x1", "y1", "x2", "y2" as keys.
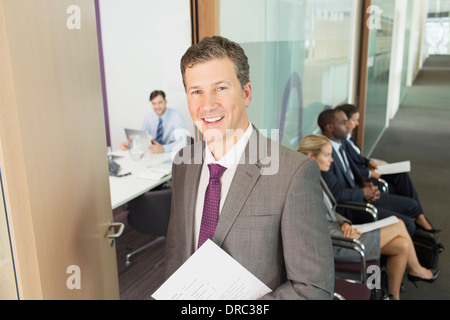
[{"x1": 297, "y1": 134, "x2": 439, "y2": 300}]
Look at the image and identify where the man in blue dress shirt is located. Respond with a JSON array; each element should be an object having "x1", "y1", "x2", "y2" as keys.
[{"x1": 121, "y1": 90, "x2": 188, "y2": 154}]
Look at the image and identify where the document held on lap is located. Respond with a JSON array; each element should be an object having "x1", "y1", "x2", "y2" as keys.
[
  {"x1": 152, "y1": 239, "x2": 272, "y2": 300},
  {"x1": 353, "y1": 216, "x2": 399, "y2": 233},
  {"x1": 376, "y1": 161, "x2": 411, "y2": 175}
]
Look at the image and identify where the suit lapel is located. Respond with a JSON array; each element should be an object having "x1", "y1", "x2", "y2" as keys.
[
  {"x1": 342, "y1": 141, "x2": 363, "y2": 185},
  {"x1": 182, "y1": 142, "x2": 204, "y2": 254},
  {"x1": 212, "y1": 128, "x2": 264, "y2": 247},
  {"x1": 213, "y1": 164, "x2": 261, "y2": 247},
  {"x1": 332, "y1": 148, "x2": 355, "y2": 188}
]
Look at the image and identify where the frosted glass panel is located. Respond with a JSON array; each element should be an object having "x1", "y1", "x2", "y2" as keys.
[
  {"x1": 364, "y1": 0, "x2": 395, "y2": 154},
  {"x1": 220, "y1": 0, "x2": 357, "y2": 149}
]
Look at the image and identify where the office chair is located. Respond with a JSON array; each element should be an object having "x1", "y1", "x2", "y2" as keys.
[
  {"x1": 370, "y1": 177, "x2": 389, "y2": 194},
  {"x1": 332, "y1": 235, "x2": 370, "y2": 282},
  {"x1": 321, "y1": 179, "x2": 389, "y2": 299},
  {"x1": 334, "y1": 278, "x2": 372, "y2": 300},
  {"x1": 125, "y1": 188, "x2": 172, "y2": 265},
  {"x1": 332, "y1": 230, "x2": 390, "y2": 300},
  {"x1": 320, "y1": 178, "x2": 378, "y2": 225}
]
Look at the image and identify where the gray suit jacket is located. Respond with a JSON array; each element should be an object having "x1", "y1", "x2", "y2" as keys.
[{"x1": 164, "y1": 128, "x2": 334, "y2": 299}]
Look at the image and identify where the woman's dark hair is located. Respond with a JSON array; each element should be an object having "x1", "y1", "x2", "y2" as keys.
[{"x1": 335, "y1": 104, "x2": 359, "y2": 119}]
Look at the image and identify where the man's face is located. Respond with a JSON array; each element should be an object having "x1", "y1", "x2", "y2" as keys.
[
  {"x1": 331, "y1": 110, "x2": 349, "y2": 140},
  {"x1": 184, "y1": 57, "x2": 251, "y2": 144},
  {"x1": 151, "y1": 94, "x2": 167, "y2": 117}
]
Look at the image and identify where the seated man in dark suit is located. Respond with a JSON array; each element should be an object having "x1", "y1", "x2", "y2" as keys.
[
  {"x1": 335, "y1": 103, "x2": 439, "y2": 233},
  {"x1": 318, "y1": 108, "x2": 433, "y2": 236}
]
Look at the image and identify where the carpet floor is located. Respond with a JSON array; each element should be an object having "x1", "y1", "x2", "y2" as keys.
[{"x1": 370, "y1": 55, "x2": 450, "y2": 299}]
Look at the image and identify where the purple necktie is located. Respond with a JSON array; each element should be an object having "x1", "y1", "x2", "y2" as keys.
[{"x1": 197, "y1": 164, "x2": 227, "y2": 249}]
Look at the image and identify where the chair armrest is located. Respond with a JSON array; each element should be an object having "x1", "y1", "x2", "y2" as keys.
[
  {"x1": 367, "y1": 177, "x2": 389, "y2": 193},
  {"x1": 331, "y1": 234, "x2": 366, "y2": 252},
  {"x1": 377, "y1": 178, "x2": 389, "y2": 193},
  {"x1": 331, "y1": 234, "x2": 367, "y2": 282},
  {"x1": 336, "y1": 201, "x2": 378, "y2": 222}
]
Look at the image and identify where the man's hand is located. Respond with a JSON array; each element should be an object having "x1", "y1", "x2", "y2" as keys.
[
  {"x1": 367, "y1": 160, "x2": 379, "y2": 170},
  {"x1": 362, "y1": 182, "x2": 380, "y2": 202},
  {"x1": 119, "y1": 142, "x2": 129, "y2": 151},
  {"x1": 148, "y1": 140, "x2": 164, "y2": 154},
  {"x1": 370, "y1": 169, "x2": 381, "y2": 179}
]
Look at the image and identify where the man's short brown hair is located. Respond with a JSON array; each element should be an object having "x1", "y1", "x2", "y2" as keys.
[
  {"x1": 180, "y1": 36, "x2": 250, "y2": 90},
  {"x1": 150, "y1": 90, "x2": 166, "y2": 101}
]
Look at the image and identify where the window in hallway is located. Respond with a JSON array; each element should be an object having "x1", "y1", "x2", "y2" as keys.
[{"x1": 426, "y1": 16, "x2": 450, "y2": 55}]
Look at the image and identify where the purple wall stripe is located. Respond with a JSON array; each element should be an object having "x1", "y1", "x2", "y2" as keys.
[{"x1": 94, "y1": 0, "x2": 111, "y2": 147}]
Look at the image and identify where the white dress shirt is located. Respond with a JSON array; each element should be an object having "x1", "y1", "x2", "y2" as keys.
[
  {"x1": 346, "y1": 133, "x2": 361, "y2": 154},
  {"x1": 193, "y1": 123, "x2": 253, "y2": 249}
]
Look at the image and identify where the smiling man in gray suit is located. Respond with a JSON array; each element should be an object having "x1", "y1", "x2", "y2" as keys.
[{"x1": 163, "y1": 36, "x2": 334, "y2": 300}]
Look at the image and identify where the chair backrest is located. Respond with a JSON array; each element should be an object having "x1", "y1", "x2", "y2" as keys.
[
  {"x1": 127, "y1": 188, "x2": 172, "y2": 236},
  {"x1": 320, "y1": 177, "x2": 338, "y2": 208}
]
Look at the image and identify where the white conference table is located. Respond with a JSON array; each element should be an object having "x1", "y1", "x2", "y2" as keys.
[{"x1": 109, "y1": 150, "x2": 173, "y2": 209}]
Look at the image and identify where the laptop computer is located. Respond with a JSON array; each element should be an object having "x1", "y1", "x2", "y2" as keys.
[{"x1": 124, "y1": 128, "x2": 153, "y2": 149}]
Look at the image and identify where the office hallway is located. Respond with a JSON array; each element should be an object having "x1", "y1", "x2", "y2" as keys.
[{"x1": 370, "y1": 55, "x2": 450, "y2": 299}]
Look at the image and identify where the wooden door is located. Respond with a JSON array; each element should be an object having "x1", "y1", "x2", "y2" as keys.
[{"x1": 0, "y1": 0, "x2": 119, "y2": 299}]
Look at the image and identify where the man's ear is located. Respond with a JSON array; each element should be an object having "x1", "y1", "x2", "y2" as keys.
[{"x1": 243, "y1": 82, "x2": 252, "y2": 107}]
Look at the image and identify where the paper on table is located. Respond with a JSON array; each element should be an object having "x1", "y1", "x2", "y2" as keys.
[
  {"x1": 138, "y1": 163, "x2": 172, "y2": 180},
  {"x1": 353, "y1": 216, "x2": 399, "y2": 233},
  {"x1": 376, "y1": 161, "x2": 410, "y2": 175},
  {"x1": 152, "y1": 239, "x2": 272, "y2": 300}
]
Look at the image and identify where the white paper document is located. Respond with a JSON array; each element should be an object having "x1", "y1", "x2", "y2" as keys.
[
  {"x1": 138, "y1": 163, "x2": 172, "y2": 180},
  {"x1": 152, "y1": 239, "x2": 272, "y2": 300},
  {"x1": 353, "y1": 216, "x2": 399, "y2": 233},
  {"x1": 376, "y1": 161, "x2": 411, "y2": 175}
]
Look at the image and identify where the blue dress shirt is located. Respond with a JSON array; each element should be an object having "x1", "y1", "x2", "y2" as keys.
[{"x1": 141, "y1": 108, "x2": 187, "y2": 153}]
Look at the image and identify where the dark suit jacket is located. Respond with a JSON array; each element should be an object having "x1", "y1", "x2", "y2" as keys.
[
  {"x1": 164, "y1": 128, "x2": 334, "y2": 300},
  {"x1": 342, "y1": 138, "x2": 371, "y2": 178},
  {"x1": 342, "y1": 138, "x2": 421, "y2": 208}
]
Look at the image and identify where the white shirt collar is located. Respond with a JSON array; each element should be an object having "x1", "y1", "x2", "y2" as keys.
[
  {"x1": 204, "y1": 123, "x2": 253, "y2": 168},
  {"x1": 329, "y1": 139, "x2": 342, "y2": 153}
]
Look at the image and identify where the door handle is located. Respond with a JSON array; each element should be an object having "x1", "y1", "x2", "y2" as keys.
[{"x1": 108, "y1": 221, "x2": 125, "y2": 246}]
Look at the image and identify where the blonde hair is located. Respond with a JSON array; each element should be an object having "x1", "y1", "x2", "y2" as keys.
[{"x1": 297, "y1": 134, "x2": 331, "y2": 157}]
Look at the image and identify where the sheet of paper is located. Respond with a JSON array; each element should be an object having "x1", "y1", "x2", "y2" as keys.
[
  {"x1": 370, "y1": 158, "x2": 388, "y2": 166},
  {"x1": 152, "y1": 239, "x2": 272, "y2": 300},
  {"x1": 376, "y1": 160, "x2": 411, "y2": 175},
  {"x1": 353, "y1": 216, "x2": 399, "y2": 233},
  {"x1": 138, "y1": 163, "x2": 172, "y2": 180}
]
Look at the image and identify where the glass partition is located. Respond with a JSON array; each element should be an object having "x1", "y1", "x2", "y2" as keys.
[
  {"x1": 363, "y1": 0, "x2": 395, "y2": 154},
  {"x1": 220, "y1": 0, "x2": 358, "y2": 149},
  {"x1": 400, "y1": 1, "x2": 414, "y2": 103}
]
